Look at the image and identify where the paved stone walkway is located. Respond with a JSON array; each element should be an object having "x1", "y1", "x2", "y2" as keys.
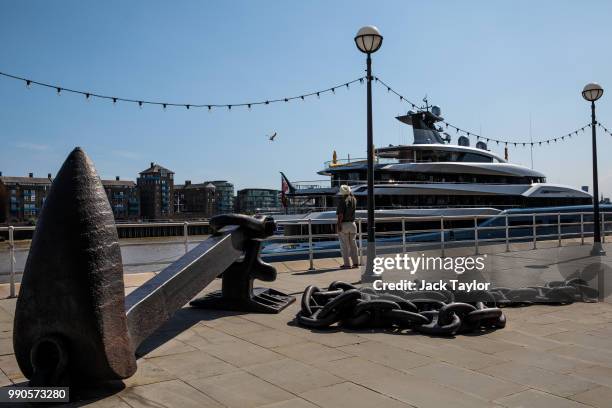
[{"x1": 0, "y1": 240, "x2": 611, "y2": 407}]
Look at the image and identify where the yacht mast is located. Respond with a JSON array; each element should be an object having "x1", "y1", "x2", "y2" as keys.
[{"x1": 529, "y1": 113, "x2": 534, "y2": 169}]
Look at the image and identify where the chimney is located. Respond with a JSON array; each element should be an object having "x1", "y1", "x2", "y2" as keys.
[
  {"x1": 150, "y1": 162, "x2": 154, "y2": 168},
  {"x1": 0, "y1": 171, "x2": 2, "y2": 177},
  {"x1": 48, "y1": 173, "x2": 52, "y2": 179},
  {"x1": 185, "y1": 180, "x2": 191, "y2": 186},
  {"x1": 116, "y1": 176, "x2": 120, "y2": 181},
  {"x1": 29, "y1": 172, "x2": 33, "y2": 178}
]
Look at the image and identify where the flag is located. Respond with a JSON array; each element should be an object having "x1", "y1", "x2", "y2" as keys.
[{"x1": 281, "y1": 175, "x2": 289, "y2": 208}]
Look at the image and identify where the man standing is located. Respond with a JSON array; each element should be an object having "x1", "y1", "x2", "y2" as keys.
[{"x1": 337, "y1": 185, "x2": 359, "y2": 268}]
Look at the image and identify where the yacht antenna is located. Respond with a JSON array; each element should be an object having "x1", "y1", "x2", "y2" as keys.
[
  {"x1": 529, "y1": 113, "x2": 534, "y2": 169},
  {"x1": 422, "y1": 95, "x2": 430, "y2": 111}
]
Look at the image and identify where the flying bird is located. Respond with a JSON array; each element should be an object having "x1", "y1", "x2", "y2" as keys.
[{"x1": 268, "y1": 132, "x2": 277, "y2": 141}]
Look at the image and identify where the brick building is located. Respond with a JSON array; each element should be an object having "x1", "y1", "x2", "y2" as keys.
[
  {"x1": 137, "y1": 162, "x2": 174, "y2": 220},
  {"x1": 0, "y1": 172, "x2": 53, "y2": 224},
  {"x1": 102, "y1": 177, "x2": 140, "y2": 220},
  {"x1": 0, "y1": 172, "x2": 141, "y2": 224},
  {"x1": 173, "y1": 181, "x2": 216, "y2": 218}
]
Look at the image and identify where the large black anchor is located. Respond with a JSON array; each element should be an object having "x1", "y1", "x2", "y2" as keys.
[{"x1": 13, "y1": 147, "x2": 294, "y2": 387}]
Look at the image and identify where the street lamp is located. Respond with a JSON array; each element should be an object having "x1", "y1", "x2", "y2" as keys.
[
  {"x1": 582, "y1": 82, "x2": 606, "y2": 256},
  {"x1": 355, "y1": 26, "x2": 383, "y2": 282}
]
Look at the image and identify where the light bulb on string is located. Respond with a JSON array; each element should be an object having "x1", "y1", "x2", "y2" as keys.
[{"x1": 25, "y1": 80, "x2": 31, "y2": 89}]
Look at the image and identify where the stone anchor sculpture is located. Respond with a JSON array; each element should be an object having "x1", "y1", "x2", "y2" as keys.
[{"x1": 13, "y1": 147, "x2": 294, "y2": 387}]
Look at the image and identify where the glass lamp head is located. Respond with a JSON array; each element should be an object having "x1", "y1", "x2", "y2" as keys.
[{"x1": 354, "y1": 26, "x2": 383, "y2": 54}]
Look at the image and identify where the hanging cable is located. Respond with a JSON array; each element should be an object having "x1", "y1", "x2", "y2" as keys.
[
  {"x1": 374, "y1": 76, "x2": 593, "y2": 147},
  {"x1": 0, "y1": 71, "x2": 364, "y2": 111}
]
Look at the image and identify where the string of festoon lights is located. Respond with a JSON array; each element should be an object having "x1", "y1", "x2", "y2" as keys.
[
  {"x1": 1, "y1": 70, "x2": 606, "y2": 145},
  {"x1": 0, "y1": 71, "x2": 365, "y2": 111},
  {"x1": 374, "y1": 76, "x2": 594, "y2": 147},
  {"x1": 597, "y1": 122, "x2": 612, "y2": 137}
]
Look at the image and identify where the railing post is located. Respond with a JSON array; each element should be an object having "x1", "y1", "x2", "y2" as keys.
[
  {"x1": 440, "y1": 215, "x2": 445, "y2": 258},
  {"x1": 581, "y1": 213, "x2": 585, "y2": 245},
  {"x1": 183, "y1": 221, "x2": 189, "y2": 254},
  {"x1": 505, "y1": 214, "x2": 510, "y2": 252},
  {"x1": 401, "y1": 217, "x2": 406, "y2": 254},
  {"x1": 532, "y1": 213, "x2": 537, "y2": 250},
  {"x1": 308, "y1": 218, "x2": 315, "y2": 271},
  {"x1": 474, "y1": 216, "x2": 479, "y2": 255},
  {"x1": 358, "y1": 218, "x2": 364, "y2": 266},
  {"x1": 557, "y1": 213, "x2": 562, "y2": 247},
  {"x1": 8, "y1": 226, "x2": 15, "y2": 298},
  {"x1": 602, "y1": 212, "x2": 606, "y2": 244}
]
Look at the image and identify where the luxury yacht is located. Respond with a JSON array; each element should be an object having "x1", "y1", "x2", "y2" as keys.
[{"x1": 281, "y1": 106, "x2": 591, "y2": 214}]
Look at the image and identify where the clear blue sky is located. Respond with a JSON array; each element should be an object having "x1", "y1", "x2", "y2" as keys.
[{"x1": 1, "y1": 1, "x2": 611, "y2": 197}]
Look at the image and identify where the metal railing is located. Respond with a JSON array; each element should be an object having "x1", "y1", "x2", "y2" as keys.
[
  {"x1": 261, "y1": 211, "x2": 610, "y2": 264},
  {"x1": 1, "y1": 211, "x2": 610, "y2": 298}
]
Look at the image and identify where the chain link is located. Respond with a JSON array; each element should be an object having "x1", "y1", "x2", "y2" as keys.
[{"x1": 295, "y1": 279, "x2": 598, "y2": 336}]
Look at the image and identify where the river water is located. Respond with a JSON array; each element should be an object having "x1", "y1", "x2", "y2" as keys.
[{"x1": 0, "y1": 236, "x2": 209, "y2": 283}]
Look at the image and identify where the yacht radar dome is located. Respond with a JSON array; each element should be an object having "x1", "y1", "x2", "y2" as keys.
[
  {"x1": 475, "y1": 141, "x2": 488, "y2": 150},
  {"x1": 458, "y1": 136, "x2": 470, "y2": 147}
]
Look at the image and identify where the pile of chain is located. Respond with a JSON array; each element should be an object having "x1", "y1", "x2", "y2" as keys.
[{"x1": 295, "y1": 279, "x2": 598, "y2": 336}]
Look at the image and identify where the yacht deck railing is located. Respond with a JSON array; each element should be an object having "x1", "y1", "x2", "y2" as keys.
[{"x1": 292, "y1": 179, "x2": 544, "y2": 190}]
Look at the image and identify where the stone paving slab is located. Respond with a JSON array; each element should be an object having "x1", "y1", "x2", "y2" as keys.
[{"x1": 0, "y1": 242, "x2": 611, "y2": 407}]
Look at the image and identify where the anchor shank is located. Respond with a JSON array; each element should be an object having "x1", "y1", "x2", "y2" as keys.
[{"x1": 125, "y1": 226, "x2": 244, "y2": 350}]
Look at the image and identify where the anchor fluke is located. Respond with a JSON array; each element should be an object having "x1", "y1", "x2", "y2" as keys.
[{"x1": 13, "y1": 147, "x2": 136, "y2": 385}]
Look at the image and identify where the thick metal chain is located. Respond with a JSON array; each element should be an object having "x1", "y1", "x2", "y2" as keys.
[{"x1": 295, "y1": 279, "x2": 598, "y2": 336}]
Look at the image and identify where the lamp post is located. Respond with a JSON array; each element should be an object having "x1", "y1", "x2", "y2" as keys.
[
  {"x1": 354, "y1": 26, "x2": 383, "y2": 281},
  {"x1": 582, "y1": 82, "x2": 606, "y2": 256}
]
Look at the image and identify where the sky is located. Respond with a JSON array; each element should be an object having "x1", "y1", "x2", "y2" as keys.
[{"x1": 1, "y1": 1, "x2": 612, "y2": 197}]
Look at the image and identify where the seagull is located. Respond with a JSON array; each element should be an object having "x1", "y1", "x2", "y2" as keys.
[{"x1": 268, "y1": 132, "x2": 277, "y2": 141}]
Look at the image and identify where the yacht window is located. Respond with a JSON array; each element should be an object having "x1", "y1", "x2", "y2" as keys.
[
  {"x1": 416, "y1": 150, "x2": 453, "y2": 162},
  {"x1": 456, "y1": 152, "x2": 493, "y2": 163}
]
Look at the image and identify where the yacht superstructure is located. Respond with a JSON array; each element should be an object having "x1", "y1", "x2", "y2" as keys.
[{"x1": 282, "y1": 107, "x2": 591, "y2": 213}]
